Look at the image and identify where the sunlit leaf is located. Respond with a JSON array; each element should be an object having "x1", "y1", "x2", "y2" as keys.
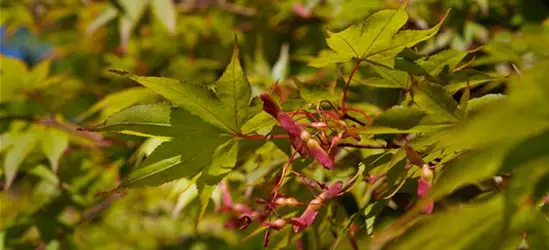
[
  {"x1": 150, "y1": 0, "x2": 177, "y2": 34},
  {"x1": 77, "y1": 87, "x2": 157, "y2": 122},
  {"x1": 203, "y1": 139, "x2": 239, "y2": 181},
  {"x1": 309, "y1": 7, "x2": 448, "y2": 67},
  {"x1": 111, "y1": 40, "x2": 258, "y2": 133},
  {"x1": 117, "y1": 0, "x2": 148, "y2": 51},
  {"x1": 118, "y1": 107, "x2": 227, "y2": 187},
  {"x1": 90, "y1": 104, "x2": 177, "y2": 138},
  {"x1": 240, "y1": 112, "x2": 277, "y2": 135},
  {"x1": 0, "y1": 56, "x2": 28, "y2": 102},
  {"x1": 40, "y1": 127, "x2": 69, "y2": 173},
  {"x1": 27, "y1": 164, "x2": 59, "y2": 186},
  {"x1": 121, "y1": 136, "x2": 223, "y2": 187},
  {"x1": 465, "y1": 94, "x2": 506, "y2": 114},
  {"x1": 86, "y1": 6, "x2": 118, "y2": 35},
  {"x1": 271, "y1": 43, "x2": 290, "y2": 81},
  {"x1": 172, "y1": 178, "x2": 198, "y2": 217},
  {"x1": 3, "y1": 130, "x2": 39, "y2": 189},
  {"x1": 213, "y1": 40, "x2": 260, "y2": 133},
  {"x1": 27, "y1": 59, "x2": 51, "y2": 87},
  {"x1": 198, "y1": 183, "x2": 217, "y2": 222}
]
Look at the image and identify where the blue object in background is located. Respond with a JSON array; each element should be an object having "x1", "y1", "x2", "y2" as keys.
[{"x1": 0, "y1": 26, "x2": 53, "y2": 65}]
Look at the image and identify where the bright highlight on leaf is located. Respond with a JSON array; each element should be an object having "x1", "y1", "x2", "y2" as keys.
[{"x1": 309, "y1": 6, "x2": 449, "y2": 68}]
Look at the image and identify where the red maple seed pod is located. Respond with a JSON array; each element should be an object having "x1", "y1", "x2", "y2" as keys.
[
  {"x1": 290, "y1": 181, "x2": 343, "y2": 232},
  {"x1": 274, "y1": 197, "x2": 287, "y2": 206},
  {"x1": 306, "y1": 139, "x2": 335, "y2": 169},
  {"x1": 292, "y1": 4, "x2": 312, "y2": 18},
  {"x1": 261, "y1": 92, "x2": 336, "y2": 170},
  {"x1": 262, "y1": 218, "x2": 287, "y2": 231},
  {"x1": 286, "y1": 197, "x2": 299, "y2": 206},
  {"x1": 417, "y1": 164, "x2": 434, "y2": 214}
]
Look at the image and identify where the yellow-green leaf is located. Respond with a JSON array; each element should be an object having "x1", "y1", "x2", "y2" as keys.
[
  {"x1": 40, "y1": 127, "x2": 69, "y2": 173},
  {"x1": 150, "y1": 0, "x2": 177, "y2": 34},
  {"x1": 3, "y1": 130, "x2": 39, "y2": 189}
]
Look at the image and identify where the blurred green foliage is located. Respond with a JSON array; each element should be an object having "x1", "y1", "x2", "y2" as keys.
[{"x1": 1, "y1": 0, "x2": 548, "y2": 249}]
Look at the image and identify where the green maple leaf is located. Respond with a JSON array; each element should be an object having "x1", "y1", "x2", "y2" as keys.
[
  {"x1": 100, "y1": 39, "x2": 266, "y2": 188},
  {"x1": 309, "y1": 5, "x2": 448, "y2": 68},
  {"x1": 109, "y1": 39, "x2": 259, "y2": 134}
]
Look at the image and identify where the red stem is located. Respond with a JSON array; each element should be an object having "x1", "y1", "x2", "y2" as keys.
[{"x1": 341, "y1": 60, "x2": 361, "y2": 111}]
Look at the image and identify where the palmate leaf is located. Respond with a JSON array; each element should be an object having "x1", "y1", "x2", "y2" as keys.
[
  {"x1": 118, "y1": 0, "x2": 148, "y2": 50},
  {"x1": 90, "y1": 104, "x2": 222, "y2": 138},
  {"x1": 194, "y1": 138, "x2": 267, "y2": 222},
  {"x1": 121, "y1": 137, "x2": 223, "y2": 188},
  {"x1": 385, "y1": 195, "x2": 505, "y2": 250},
  {"x1": 119, "y1": 109, "x2": 227, "y2": 187},
  {"x1": 438, "y1": 61, "x2": 549, "y2": 150},
  {"x1": 109, "y1": 40, "x2": 259, "y2": 134},
  {"x1": 203, "y1": 139, "x2": 239, "y2": 181},
  {"x1": 76, "y1": 87, "x2": 158, "y2": 122},
  {"x1": 465, "y1": 94, "x2": 505, "y2": 114},
  {"x1": 150, "y1": 0, "x2": 176, "y2": 34},
  {"x1": 429, "y1": 144, "x2": 511, "y2": 202},
  {"x1": 427, "y1": 63, "x2": 549, "y2": 201},
  {"x1": 415, "y1": 49, "x2": 469, "y2": 76},
  {"x1": 214, "y1": 40, "x2": 261, "y2": 133},
  {"x1": 364, "y1": 106, "x2": 455, "y2": 134},
  {"x1": 0, "y1": 55, "x2": 29, "y2": 103},
  {"x1": 40, "y1": 127, "x2": 69, "y2": 173},
  {"x1": 3, "y1": 128, "x2": 40, "y2": 190},
  {"x1": 361, "y1": 48, "x2": 499, "y2": 96},
  {"x1": 360, "y1": 64, "x2": 409, "y2": 88},
  {"x1": 498, "y1": 133, "x2": 549, "y2": 241},
  {"x1": 444, "y1": 69, "x2": 501, "y2": 94},
  {"x1": 93, "y1": 103, "x2": 228, "y2": 187},
  {"x1": 411, "y1": 82, "x2": 459, "y2": 122},
  {"x1": 309, "y1": 6, "x2": 448, "y2": 68},
  {"x1": 77, "y1": 86, "x2": 158, "y2": 121},
  {"x1": 101, "y1": 42, "x2": 267, "y2": 211}
]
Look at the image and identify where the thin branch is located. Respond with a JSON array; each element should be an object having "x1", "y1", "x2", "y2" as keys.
[
  {"x1": 345, "y1": 106, "x2": 372, "y2": 124},
  {"x1": 342, "y1": 113, "x2": 366, "y2": 126}
]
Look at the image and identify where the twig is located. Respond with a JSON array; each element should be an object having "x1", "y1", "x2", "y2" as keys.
[{"x1": 342, "y1": 113, "x2": 366, "y2": 126}]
